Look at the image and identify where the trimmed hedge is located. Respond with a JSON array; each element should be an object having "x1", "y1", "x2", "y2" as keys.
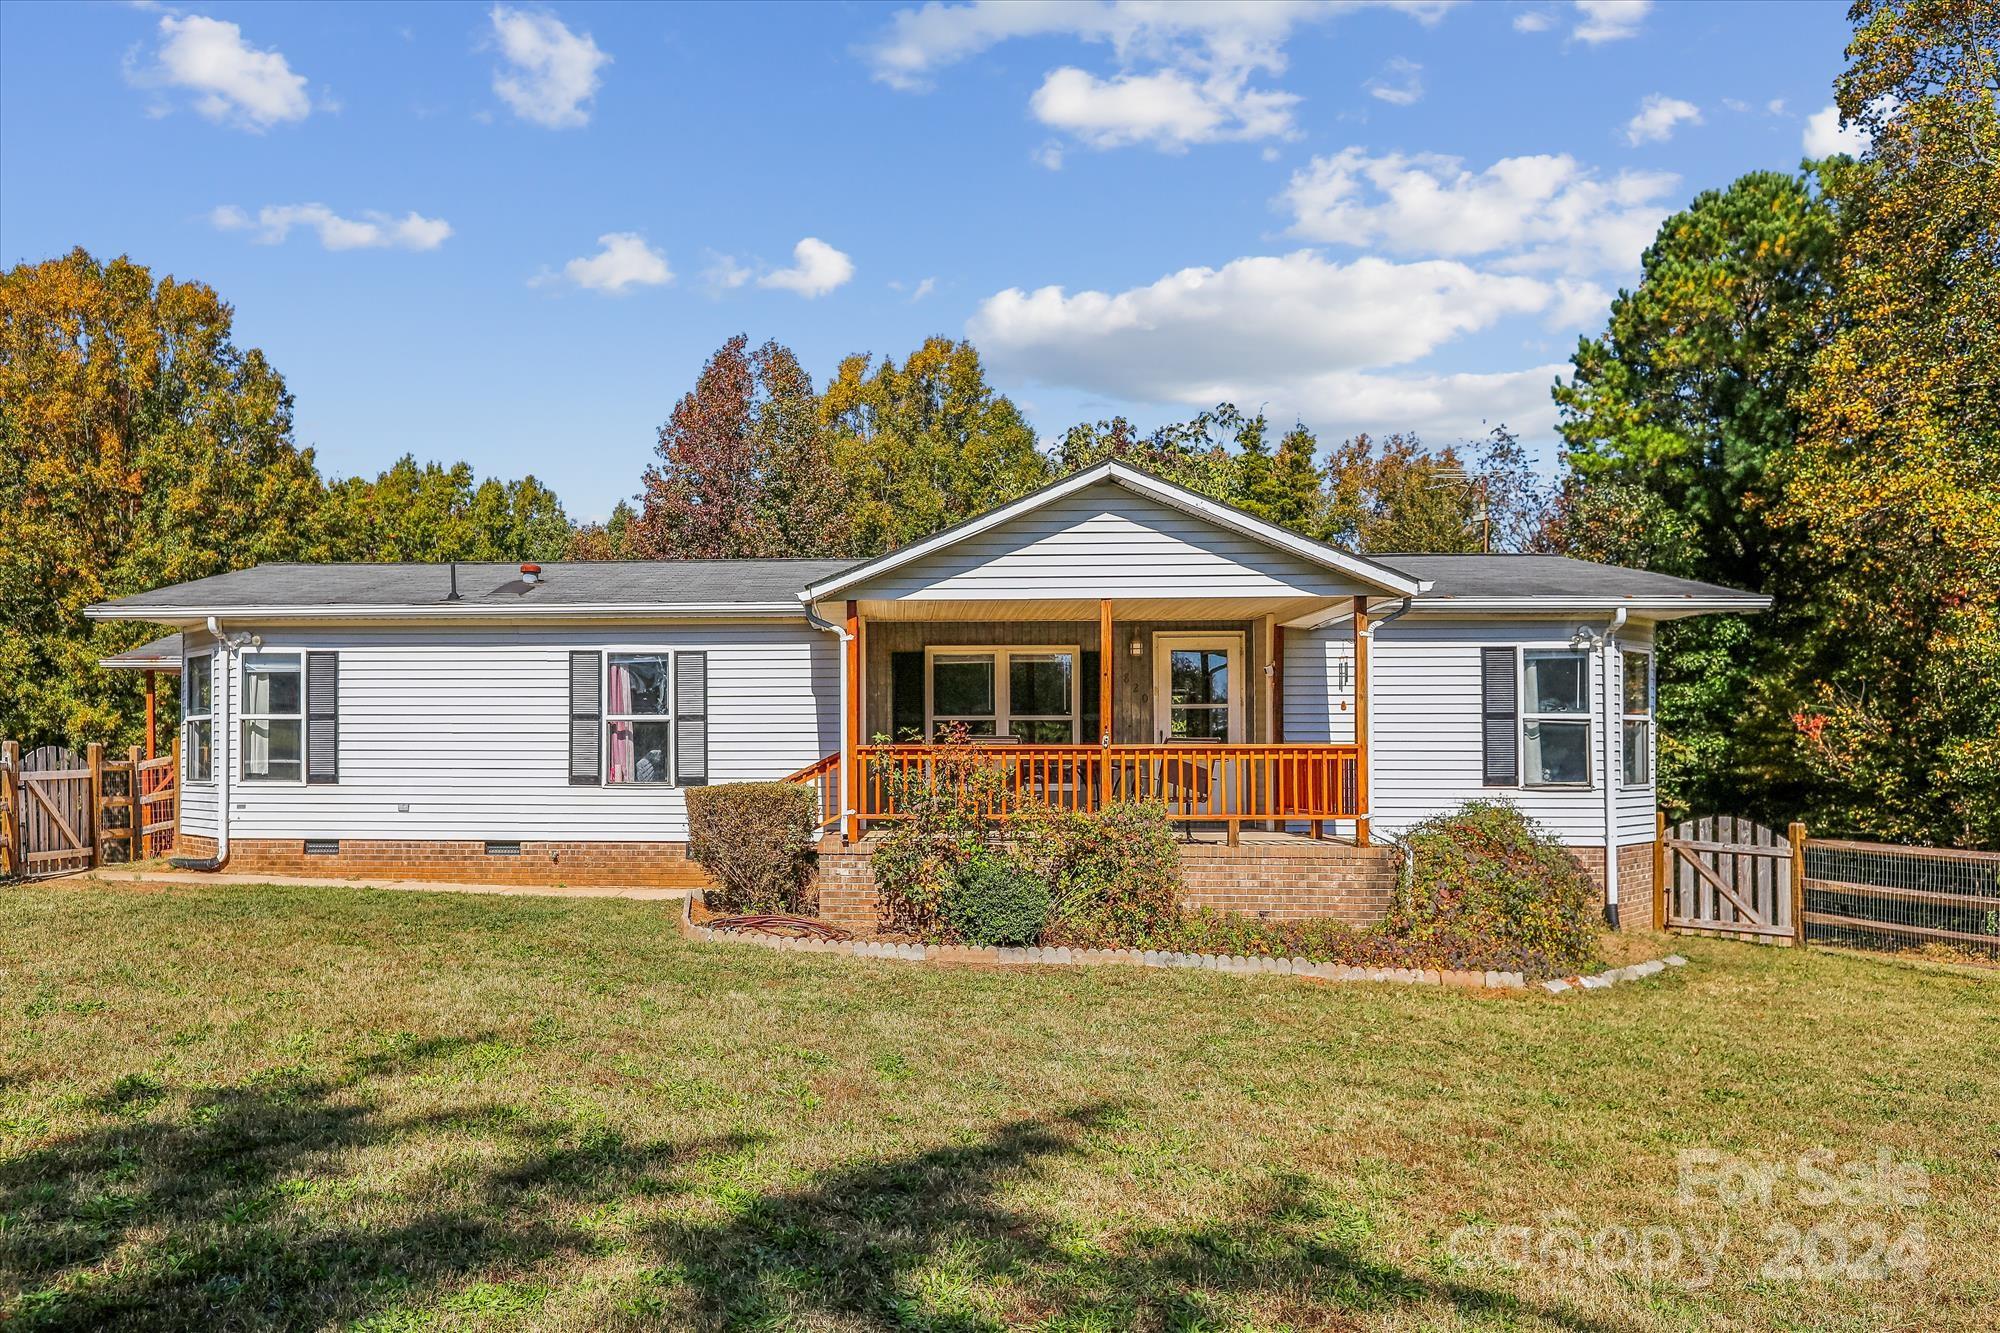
[
  {"x1": 942, "y1": 850, "x2": 1049, "y2": 947},
  {"x1": 686, "y1": 782, "x2": 817, "y2": 916}
]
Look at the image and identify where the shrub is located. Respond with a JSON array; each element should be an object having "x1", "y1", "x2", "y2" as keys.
[
  {"x1": 869, "y1": 727, "x2": 1009, "y2": 936},
  {"x1": 1016, "y1": 800, "x2": 1182, "y2": 943},
  {"x1": 1385, "y1": 801, "x2": 1598, "y2": 973},
  {"x1": 942, "y1": 849, "x2": 1050, "y2": 946},
  {"x1": 686, "y1": 782, "x2": 817, "y2": 915}
]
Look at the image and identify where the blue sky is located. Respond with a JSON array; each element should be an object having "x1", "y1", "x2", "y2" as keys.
[{"x1": 0, "y1": 1, "x2": 1860, "y2": 521}]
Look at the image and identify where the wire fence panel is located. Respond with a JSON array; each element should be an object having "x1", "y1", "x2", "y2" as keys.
[{"x1": 1802, "y1": 839, "x2": 2000, "y2": 958}]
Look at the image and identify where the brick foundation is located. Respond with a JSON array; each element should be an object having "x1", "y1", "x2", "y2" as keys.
[
  {"x1": 169, "y1": 834, "x2": 712, "y2": 889},
  {"x1": 1566, "y1": 842, "x2": 1655, "y2": 931},
  {"x1": 813, "y1": 835, "x2": 1401, "y2": 935}
]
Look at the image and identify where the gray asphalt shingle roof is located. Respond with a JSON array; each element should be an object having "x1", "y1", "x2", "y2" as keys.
[
  {"x1": 1382, "y1": 554, "x2": 1766, "y2": 605},
  {"x1": 97, "y1": 631, "x2": 184, "y2": 669},
  {"x1": 92, "y1": 560, "x2": 854, "y2": 612}
]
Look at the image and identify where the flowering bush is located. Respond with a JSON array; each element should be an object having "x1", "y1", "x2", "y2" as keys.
[
  {"x1": 1014, "y1": 800, "x2": 1182, "y2": 943},
  {"x1": 868, "y1": 726, "x2": 1009, "y2": 937}
]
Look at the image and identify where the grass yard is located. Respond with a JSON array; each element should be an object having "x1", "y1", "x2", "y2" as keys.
[{"x1": 2, "y1": 882, "x2": 1996, "y2": 1331}]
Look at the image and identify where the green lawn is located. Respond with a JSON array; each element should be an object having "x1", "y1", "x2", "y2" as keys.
[{"x1": 2, "y1": 882, "x2": 1995, "y2": 1331}]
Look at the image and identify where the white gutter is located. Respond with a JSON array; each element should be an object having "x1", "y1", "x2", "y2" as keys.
[
  {"x1": 1353, "y1": 598, "x2": 1414, "y2": 835},
  {"x1": 801, "y1": 602, "x2": 856, "y2": 836},
  {"x1": 1598, "y1": 608, "x2": 1629, "y2": 926},
  {"x1": 205, "y1": 617, "x2": 234, "y2": 869},
  {"x1": 1398, "y1": 596, "x2": 1771, "y2": 613},
  {"x1": 86, "y1": 603, "x2": 808, "y2": 623}
]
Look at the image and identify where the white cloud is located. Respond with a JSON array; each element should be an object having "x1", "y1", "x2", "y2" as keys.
[
  {"x1": 910, "y1": 276, "x2": 937, "y2": 302},
  {"x1": 700, "y1": 250, "x2": 752, "y2": 293},
  {"x1": 1366, "y1": 57, "x2": 1423, "y2": 107},
  {"x1": 488, "y1": 5, "x2": 609, "y2": 129},
  {"x1": 969, "y1": 250, "x2": 1569, "y2": 438},
  {"x1": 758, "y1": 238, "x2": 855, "y2": 298},
  {"x1": 1030, "y1": 65, "x2": 1296, "y2": 150},
  {"x1": 969, "y1": 252, "x2": 1554, "y2": 407},
  {"x1": 1032, "y1": 139, "x2": 1066, "y2": 170},
  {"x1": 1513, "y1": 10, "x2": 1555, "y2": 33},
  {"x1": 1547, "y1": 277, "x2": 1612, "y2": 330},
  {"x1": 1623, "y1": 93, "x2": 1701, "y2": 145},
  {"x1": 210, "y1": 203, "x2": 452, "y2": 251},
  {"x1": 551, "y1": 232, "x2": 672, "y2": 292},
  {"x1": 865, "y1": 1, "x2": 1446, "y2": 152},
  {"x1": 1572, "y1": 0, "x2": 1650, "y2": 44},
  {"x1": 1278, "y1": 147, "x2": 1677, "y2": 275},
  {"x1": 131, "y1": 14, "x2": 310, "y2": 130},
  {"x1": 1803, "y1": 103, "x2": 1869, "y2": 157},
  {"x1": 1766, "y1": 97, "x2": 1787, "y2": 115}
]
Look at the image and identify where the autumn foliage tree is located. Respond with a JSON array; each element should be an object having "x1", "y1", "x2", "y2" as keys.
[
  {"x1": 0, "y1": 249, "x2": 330, "y2": 748},
  {"x1": 1775, "y1": 0, "x2": 2000, "y2": 844},
  {"x1": 631, "y1": 335, "x2": 849, "y2": 559}
]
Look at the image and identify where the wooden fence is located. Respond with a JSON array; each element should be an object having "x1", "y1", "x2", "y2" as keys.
[
  {"x1": 1656, "y1": 812, "x2": 2000, "y2": 955},
  {"x1": 0, "y1": 738, "x2": 178, "y2": 880}
]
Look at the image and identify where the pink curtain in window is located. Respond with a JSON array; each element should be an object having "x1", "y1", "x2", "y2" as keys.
[{"x1": 606, "y1": 663, "x2": 637, "y2": 782}]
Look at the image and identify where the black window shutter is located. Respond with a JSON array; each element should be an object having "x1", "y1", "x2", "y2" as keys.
[
  {"x1": 306, "y1": 652, "x2": 339, "y2": 784},
  {"x1": 569, "y1": 651, "x2": 602, "y2": 785},
  {"x1": 1481, "y1": 647, "x2": 1519, "y2": 786},
  {"x1": 675, "y1": 651, "x2": 708, "y2": 786},
  {"x1": 890, "y1": 651, "x2": 925, "y2": 742},
  {"x1": 1080, "y1": 650, "x2": 1102, "y2": 744}
]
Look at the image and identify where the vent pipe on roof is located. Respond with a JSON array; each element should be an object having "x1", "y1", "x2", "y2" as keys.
[
  {"x1": 447, "y1": 562, "x2": 461, "y2": 601},
  {"x1": 520, "y1": 563, "x2": 541, "y2": 586}
]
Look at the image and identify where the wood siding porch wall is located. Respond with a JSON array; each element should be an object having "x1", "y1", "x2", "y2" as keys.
[{"x1": 862, "y1": 618, "x2": 1271, "y2": 745}]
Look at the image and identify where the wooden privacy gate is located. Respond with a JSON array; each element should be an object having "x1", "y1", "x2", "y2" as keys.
[
  {"x1": 1655, "y1": 814, "x2": 1804, "y2": 943},
  {"x1": 1, "y1": 740, "x2": 179, "y2": 880},
  {"x1": 8, "y1": 745, "x2": 95, "y2": 878}
]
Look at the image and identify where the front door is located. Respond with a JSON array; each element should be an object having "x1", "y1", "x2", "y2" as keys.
[{"x1": 1152, "y1": 633, "x2": 1245, "y2": 743}]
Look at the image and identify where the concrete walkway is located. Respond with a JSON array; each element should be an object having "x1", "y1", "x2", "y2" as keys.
[{"x1": 81, "y1": 866, "x2": 693, "y2": 902}]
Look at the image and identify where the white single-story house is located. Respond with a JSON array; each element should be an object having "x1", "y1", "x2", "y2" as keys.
[{"x1": 87, "y1": 461, "x2": 1768, "y2": 929}]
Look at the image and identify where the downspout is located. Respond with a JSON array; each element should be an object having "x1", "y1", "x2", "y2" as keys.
[
  {"x1": 170, "y1": 616, "x2": 234, "y2": 870},
  {"x1": 1353, "y1": 597, "x2": 1413, "y2": 840},
  {"x1": 801, "y1": 602, "x2": 855, "y2": 834},
  {"x1": 1598, "y1": 608, "x2": 1629, "y2": 927}
]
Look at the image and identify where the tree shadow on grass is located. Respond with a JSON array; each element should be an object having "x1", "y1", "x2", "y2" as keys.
[
  {"x1": 1, "y1": 1034, "x2": 753, "y2": 1330},
  {"x1": 645, "y1": 1106, "x2": 1622, "y2": 1332},
  {"x1": 6, "y1": 1062, "x2": 1616, "y2": 1332}
]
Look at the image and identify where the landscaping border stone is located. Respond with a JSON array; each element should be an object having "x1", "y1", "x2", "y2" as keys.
[{"x1": 677, "y1": 900, "x2": 1692, "y2": 994}]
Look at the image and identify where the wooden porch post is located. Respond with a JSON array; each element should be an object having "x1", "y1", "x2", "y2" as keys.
[
  {"x1": 144, "y1": 670, "x2": 158, "y2": 760},
  {"x1": 1098, "y1": 598, "x2": 1113, "y2": 746},
  {"x1": 844, "y1": 600, "x2": 861, "y2": 844},
  {"x1": 1352, "y1": 596, "x2": 1371, "y2": 846}
]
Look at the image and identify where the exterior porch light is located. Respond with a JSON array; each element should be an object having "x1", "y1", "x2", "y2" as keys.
[{"x1": 1128, "y1": 631, "x2": 1142, "y2": 658}]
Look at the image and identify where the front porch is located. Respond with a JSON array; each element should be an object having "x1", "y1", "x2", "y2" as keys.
[{"x1": 788, "y1": 592, "x2": 1380, "y2": 847}]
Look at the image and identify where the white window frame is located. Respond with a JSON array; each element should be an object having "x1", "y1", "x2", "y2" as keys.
[
  {"x1": 238, "y1": 650, "x2": 306, "y2": 786},
  {"x1": 1152, "y1": 632, "x2": 1246, "y2": 744},
  {"x1": 183, "y1": 651, "x2": 215, "y2": 785},
  {"x1": 923, "y1": 644, "x2": 1081, "y2": 743},
  {"x1": 1519, "y1": 645, "x2": 1593, "y2": 788},
  {"x1": 604, "y1": 648, "x2": 676, "y2": 787},
  {"x1": 1622, "y1": 647, "x2": 1655, "y2": 788}
]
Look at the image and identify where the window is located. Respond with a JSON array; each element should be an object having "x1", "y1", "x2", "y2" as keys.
[
  {"x1": 240, "y1": 653, "x2": 303, "y2": 783},
  {"x1": 1520, "y1": 649, "x2": 1591, "y2": 786},
  {"x1": 1165, "y1": 646, "x2": 1232, "y2": 741},
  {"x1": 1622, "y1": 649, "x2": 1654, "y2": 786},
  {"x1": 184, "y1": 653, "x2": 214, "y2": 783},
  {"x1": 926, "y1": 646, "x2": 1078, "y2": 742},
  {"x1": 606, "y1": 653, "x2": 672, "y2": 784}
]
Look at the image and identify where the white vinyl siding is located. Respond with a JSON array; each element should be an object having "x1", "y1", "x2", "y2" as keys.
[
  {"x1": 1369, "y1": 618, "x2": 1658, "y2": 846},
  {"x1": 846, "y1": 483, "x2": 1378, "y2": 603},
  {"x1": 1282, "y1": 624, "x2": 1356, "y2": 744},
  {"x1": 178, "y1": 626, "x2": 220, "y2": 839},
  {"x1": 193, "y1": 622, "x2": 838, "y2": 843}
]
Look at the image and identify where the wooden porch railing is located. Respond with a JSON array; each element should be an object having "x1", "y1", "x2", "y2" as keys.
[
  {"x1": 783, "y1": 752, "x2": 843, "y2": 832},
  {"x1": 785, "y1": 743, "x2": 1362, "y2": 841}
]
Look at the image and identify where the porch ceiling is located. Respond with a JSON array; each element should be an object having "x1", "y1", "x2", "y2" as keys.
[{"x1": 853, "y1": 595, "x2": 1346, "y2": 624}]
